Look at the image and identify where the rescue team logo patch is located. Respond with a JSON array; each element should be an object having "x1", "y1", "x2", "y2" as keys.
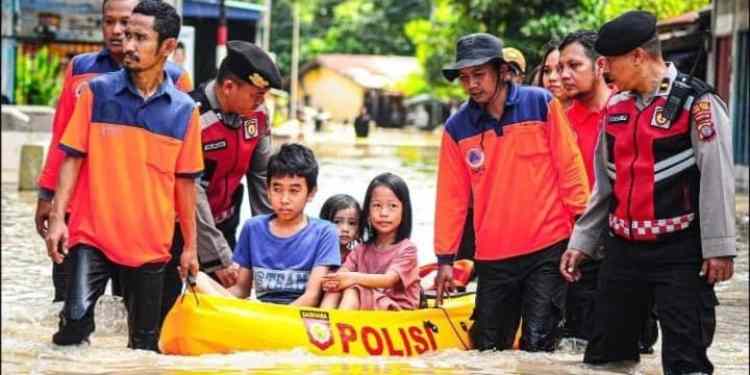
[
  {"x1": 693, "y1": 100, "x2": 715, "y2": 142},
  {"x1": 244, "y1": 118, "x2": 259, "y2": 140},
  {"x1": 465, "y1": 147, "x2": 485, "y2": 171},
  {"x1": 650, "y1": 107, "x2": 670, "y2": 129},
  {"x1": 74, "y1": 81, "x2": 88, "y2": 98},
  {"x1": 607, "y1": 113, "x2": 629, "y2": 124},
  {"x1": 203, "y1": 140, "x2": 227, "y2": 151},
  {"x1": 301, "y1": 310, "x2": 334, "y2": 351}
]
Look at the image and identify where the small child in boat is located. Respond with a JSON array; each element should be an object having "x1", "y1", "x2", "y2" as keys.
[
  {"x1": 319, "y1": 194, "x2": 363, "y2": 263},
  {"x1": 319, "y1": 173, "x2": 420, "y2": 310},
  {"x1": 194, "y1": 143, "x2": 340, "y2": 306}
]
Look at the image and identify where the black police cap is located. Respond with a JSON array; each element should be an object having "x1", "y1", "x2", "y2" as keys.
[
  {"x1": 221, "y1": 40, "x2": 282, "y2": 89},
  {"x1": 594, "y1": 10, "x2": 657, "y2": 57}
]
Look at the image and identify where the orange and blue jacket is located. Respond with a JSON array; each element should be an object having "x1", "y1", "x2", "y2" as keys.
[
  {"x1": 59, "y1": 69, "x2": 203, "y2": 267},
  {"x1": 38, "y1": 48, "x2": 192, "y2": 200},
  {"x1": 434, "y1": 84, "x2": 590, "y2": 264}
]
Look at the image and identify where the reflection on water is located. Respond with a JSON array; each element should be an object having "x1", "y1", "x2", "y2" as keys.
[{"x1": 2, "y1": 142, "x2": 748, "y2": 374}]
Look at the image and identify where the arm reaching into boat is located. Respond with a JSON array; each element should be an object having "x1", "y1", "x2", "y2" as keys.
[
  {"x1": 193, "y1": 267, "x2": 253, "y2": 299},
  {"x1": 321, "y1": 271, "x2": 400, "y2": 291},
  {"x1": 290, "y1": 265, "x2": 330, "y2": 307}
]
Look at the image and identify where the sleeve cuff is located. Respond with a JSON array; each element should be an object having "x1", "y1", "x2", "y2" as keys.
[
  {"x1": 568, "y1": 230, "x2": 599, "y2": 257},
  {"x1": 38, "y1": 187, "x2": 55, "y2": 201},
  {"x1": 176, "y1": 170, "x2": 204, "y2": 179},
  {"x1": 701, "y1": 237, "x2": 737, "y2": 259},
  {"x1": 58, "y1": 144, "x2": 86, "y2": 158},
  {"x1": 436, "y1": 254, "x2": 455, "y2": 266},
  {"x1": 201, "y1": 259, "x2": 231, "y2": 274}
]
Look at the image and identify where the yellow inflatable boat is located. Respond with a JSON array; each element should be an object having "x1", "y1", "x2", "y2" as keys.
[{"x1": 159, "y1": 291, "x2": 475, "y2": 356}]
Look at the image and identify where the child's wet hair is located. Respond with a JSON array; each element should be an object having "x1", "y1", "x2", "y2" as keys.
[
  {"x1": 266, "y1": 143, "x2": 318, "y2": 192},
  {"x1": 362, "y1": 172, "x2": 412, "y2": 244},
  {"x1": 320, "y1": 194, "x2": 364, "y2": 240}
]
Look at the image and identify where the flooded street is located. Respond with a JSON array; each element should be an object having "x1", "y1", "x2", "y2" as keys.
[{"x1": 2, "y1": 136, "x2": 748, "y2": 374}]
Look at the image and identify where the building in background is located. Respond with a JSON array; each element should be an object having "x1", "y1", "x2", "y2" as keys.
[
  {"x1": 299, "y1": 54, "x2": 420, "y2": 127},
  {"x1": 709, "y1": 0, "x2": 748, "y2": 190},
  {"x1": 0, "y1": 0, "x2": 266, "y2": 103},
  {"x1": 657, "y1": 2, "x2": 748, "y2": 190},
  {"x1": 181, "y1": 0, "x2": 263, "y2": 86}
]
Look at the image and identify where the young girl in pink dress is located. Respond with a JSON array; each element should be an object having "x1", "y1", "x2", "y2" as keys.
[{"x1": 320, "y1": 173, "x2": 420, "y2": 310}]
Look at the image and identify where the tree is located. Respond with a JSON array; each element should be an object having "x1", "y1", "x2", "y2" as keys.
[
  {"x1": 269, "y1": 0, "x2": 430, "y2": 77},
  {"x1": 402, "y1": 0, "x2": 710, "y2": 101},
  {"x1": 602, "y1": 0, "x2": 710, "y2": 20}
]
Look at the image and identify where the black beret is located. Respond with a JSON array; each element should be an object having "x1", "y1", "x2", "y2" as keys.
[
  {"x1": 220, "y1": 40, "x2": 282, "y2": 89},
  {"x1": 595, "y1": 10, "x2": 657, "y2": 56}
]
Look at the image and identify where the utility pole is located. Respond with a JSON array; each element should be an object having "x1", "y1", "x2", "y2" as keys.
[
  {"x1": 290, "y1": 1, "x2": 299, "y2": 124},
  {"x1": 216, "y1": 0, "x2": 227, "y2": 68},
  {"x1": 262, "y1": 0, "x2": 272, "y2": 51}
]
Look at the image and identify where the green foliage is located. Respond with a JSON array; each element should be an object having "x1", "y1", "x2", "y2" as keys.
[
  {"x1": 401, "y1": 0, "x2": 710, "y2": 101},
  {"x1": 15, "y1": 47, "x2": 62, "y2": 106},
  {"x1": 265, "y1": 0, "x2": 711, "y2": 101},
  {"x1": 269, "y1": 0, "x2": 430, "y2": 77},
  {"x1": 602, "y1": 0, "x2": 711, "y2": 20}
]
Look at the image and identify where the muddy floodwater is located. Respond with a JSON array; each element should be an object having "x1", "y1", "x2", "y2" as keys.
[{"x1": 2, "y1": 138, "x2": 748, "y2": 374}]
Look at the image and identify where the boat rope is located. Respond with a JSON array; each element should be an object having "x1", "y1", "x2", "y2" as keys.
[
  {"x1": 180, "y1": 274, "x2": 200, "y2": 306},
  {"x1": 437, "y1": 306, "x2": 470, "y2": 350}
]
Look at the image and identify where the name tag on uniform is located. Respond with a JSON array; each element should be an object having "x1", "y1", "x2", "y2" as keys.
[
  {"x1": 608, "y1": 114, "x2": 629, "y2": 124},
  {"x1": 203, "y1": 140, "x2": 227, "y2": 151}
]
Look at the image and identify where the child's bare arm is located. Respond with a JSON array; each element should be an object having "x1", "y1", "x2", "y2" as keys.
[
  {"x1": 291, "y1": 265, "x2": 330, "y2": 307},
  {"x1": 322, "y1": 271, "x2": 400, "y2": 290},
  {"x1": 227, "y1": 267, "x2": 253, "y2": 298}
]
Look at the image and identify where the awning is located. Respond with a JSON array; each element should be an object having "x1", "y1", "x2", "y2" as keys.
[{"x1": 183, "y1": 0, "x2": 264, "y2": 21}]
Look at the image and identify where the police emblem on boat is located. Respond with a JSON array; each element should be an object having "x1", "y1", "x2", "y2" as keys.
[
  {"x1": 466, "y1": 147, "x2": 485, "y2": 171},
  {"x1": 301, "y1": 310, "x2": 334, "y2": 351}
]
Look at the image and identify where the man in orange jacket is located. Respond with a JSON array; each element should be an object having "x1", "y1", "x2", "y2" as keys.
[
  {"x1": 434, "y1": 33, "x2": 590, "y2": 351},
  {"x1": 33, "y1": 0, "x2": 192, "y2": 304}
]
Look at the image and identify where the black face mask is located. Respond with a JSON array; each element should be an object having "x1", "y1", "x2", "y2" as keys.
[{"x1": 217, "y1": 111, "x2": 245, "y2": 129}]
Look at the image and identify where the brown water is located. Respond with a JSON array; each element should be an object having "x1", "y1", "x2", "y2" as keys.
[{"x1": 2, "y1": 143, "x2": 748, "y2": 374}]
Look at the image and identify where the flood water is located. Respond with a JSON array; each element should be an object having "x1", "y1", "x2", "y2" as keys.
[{"x1": 2, "y1": 137, "x2": 748, "y2": 374}]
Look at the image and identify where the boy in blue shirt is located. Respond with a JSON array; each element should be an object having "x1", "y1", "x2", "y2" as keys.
[{"x1": 195, "y1": 143, "x2": 340, "y2": 306}]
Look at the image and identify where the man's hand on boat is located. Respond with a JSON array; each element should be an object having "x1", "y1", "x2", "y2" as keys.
[
  {"x1": 45, "y1": 213, "x2": 68, "y2": 264},
  {"x1": 434, "y1": 264, "x2": 456, "y2": 306},
  {"x1": 179, "y1": 248, "x2": 200, "y2": 281},
  {"x1": 560, "y1": 248, "x2": 589, "y2": 283},
  {"x1": 214, "y1": 262, "x2": 240, "y2": 287}
]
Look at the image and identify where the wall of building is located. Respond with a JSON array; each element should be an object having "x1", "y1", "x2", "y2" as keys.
[
  {"x1": 712, "y1": 0, "x2": 749, "y2": 189},
  {"x1": 300, "y1": 67, "x2": 365, "y2": 123}
]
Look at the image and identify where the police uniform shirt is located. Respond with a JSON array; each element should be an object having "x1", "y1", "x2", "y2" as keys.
[{"x1": 569, "y1": 63, "x2": 737, "y2": 259}]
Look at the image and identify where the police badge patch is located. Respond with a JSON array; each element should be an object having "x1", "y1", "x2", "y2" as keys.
[
  {"x1": 650, "y1": 107, "x2": 670, "y2": 129},
  {"x1": 244, "y1": 118, "x2": 259, "y2": 140},
  {"x1": 692, "y1": 100, "x2": 715, "y2": 142}
]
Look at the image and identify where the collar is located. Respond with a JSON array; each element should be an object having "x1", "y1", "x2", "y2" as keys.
[
  {"x1": 95, "y1": 48, "x2": 120, "y2": 68},
  {"x1": 204, "y1": 80, "x2": 222, "y2": 110},
  {"x1": 653, "y1": 62, "x2": 678, "y2": 98},
  {"x1": 95, "y1": 48, "x2": 112, "y2": 61},
  {"x1": 466, "y1": 82, "x2": 518, "y2": 125},
  {"x1": 115, "y1": 68, "x2": 175, "y2": 102},
  {"x1": 639, "y1": 62, "x2": 677, "y2": 102}
]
